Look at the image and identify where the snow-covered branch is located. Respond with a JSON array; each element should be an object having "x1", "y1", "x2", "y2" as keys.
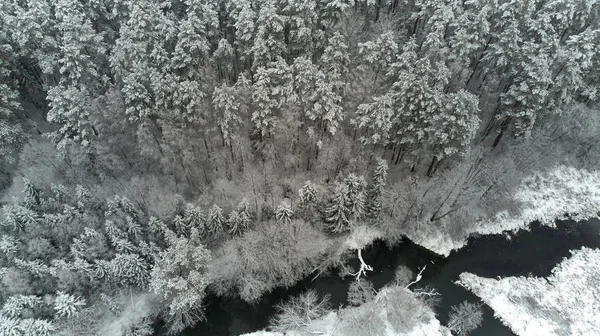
[
  {"x1": 405, "y1": 264, "x2": 427, "y2": 289},
  {"x1": 349, "y1": 249, "x2": 373, "y2": 280}
]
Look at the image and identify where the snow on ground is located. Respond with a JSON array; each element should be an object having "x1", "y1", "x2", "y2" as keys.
[
  {"x1": 408, "y1": 166, "x2": 600, "y2": 256},
  {"x1": 243, "y1": 286, "x2": 451, "y2": 336},
  {"x1": 457, "y1": 247, "x2": 600, "y2": 336}
]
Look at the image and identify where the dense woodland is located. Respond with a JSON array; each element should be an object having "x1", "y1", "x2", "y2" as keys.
[{"x1": 0, "y1": 0, "x2": 599, "y2": 335}]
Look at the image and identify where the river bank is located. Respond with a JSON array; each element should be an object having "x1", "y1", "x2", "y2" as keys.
[
  {"x1": 458, "y1": 247, "x2": 600, "y2": 336},
  {"x1": 403, "y1": 166, "x2": 600, "y2": 256},
  {"x1": 179, "y1": 218, "x2": 600, "y2": 336}
]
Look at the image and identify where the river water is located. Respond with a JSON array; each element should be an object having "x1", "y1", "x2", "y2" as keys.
[{"x1": 179, "y1": 218, "x2": 600, "y2": 336}]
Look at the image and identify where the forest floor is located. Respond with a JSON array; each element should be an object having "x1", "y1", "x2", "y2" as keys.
[{"x1": 457, "y1": 247, "x2": 600, "y2": 336}]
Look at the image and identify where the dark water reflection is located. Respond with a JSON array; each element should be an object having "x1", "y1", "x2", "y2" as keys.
[{"x1": 178, "y1": 219, "x2": 600, "y2": 336}]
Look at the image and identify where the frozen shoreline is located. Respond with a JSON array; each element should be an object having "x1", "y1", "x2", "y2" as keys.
[
  {"x1": 457, "y1": 247, "x2": 600, "y2": 336},
  {"x1": 406, "y1": 166, "x2": 600, "y2": 256}
]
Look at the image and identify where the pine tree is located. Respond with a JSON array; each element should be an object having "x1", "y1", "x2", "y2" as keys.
[
  {"x1": 282, "y1": 0, "x2": 322, "y2": 56},
  {"x1": 47, "y1": 0, "x2": 108, "y2": 148},
  {"x1": 231, "y1": 0, "x2": 257, "y2": 64},
  {"x1": 206, "y1": 204, "x2": 225, "y2": 234},
  {"x1": 347, "y1": 278, "x2": 375, "y2": 306},
  {"x1": 298, "y1": 181, "x2": 318, "y2": 206},
  {"x1": 168, "y1": 0, "x2": 219, "y2": 120},
  {"x1": 110, "y1": 0, "x2": 177, "y2": 122},
  {"x1": 0, "y1": 235, "x2": 19, "y2": 256},
  {"x1": 250, "y1": 0, "x2": 287, "y2": 69},
  {"x1": 0, "y1": 30, "x2": 26, "y2": 163},
  {"x1": 358, "y1": 31, "x2": 399, "y2": 78},
  {"x1": 367, "y1": 157, "x2": 388, "y2": 219},
  {"x1": 184, "y1": 204, "x2": 205, "y2": 232},
  {"x1": 212, "y1": 82, "x2": 245, "y2": 150},
  {"x1": 105, "y1": 253, "x2": 150, "y2": 288},
  {"x1": 150, "y1": 236, "x2": 211, "y2": 334},
  {"x1": 325, "y1": 182, "x2": 350, "y2": 232},
  {"x1": 1, "y1": 295, "x2": 43, "y2": 318},
  {"x1": 343, "y1": 173, "x2": 367, "y2": 220},
  {"x1": 237, "y1": 198, "x2": 253, "y2": 224},
  {"x1": 275, "y1": 203, "x2": 293, "y2": 224},
  {"x1": 251, "y1": 58, "x2": 294, "y2": 142},
  {"x1": 53, "y1": 291, "x2": 86, "y2": 318},
  {"x1": 227, "y1": 199, "x2": 253, "y2": 235},
  {"x1": 314, "y1": 32, "x2": 350, "y2": 136}
]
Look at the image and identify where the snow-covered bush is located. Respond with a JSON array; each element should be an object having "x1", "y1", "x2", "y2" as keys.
[
  {"x1": 270, "y1": 290, "x2": 331, "y2": 332},
  {"x1": 447, "y1": 301, "x2": 483, "y2": 335}
]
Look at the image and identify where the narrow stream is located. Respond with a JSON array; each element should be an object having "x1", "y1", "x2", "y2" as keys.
[{"x1": 179, "y1": 218, "x2": 600, "y2": 336}]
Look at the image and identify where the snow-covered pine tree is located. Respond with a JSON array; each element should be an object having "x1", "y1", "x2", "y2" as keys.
[
  {"x1": 227, "y1": 210, "x2": 244, "y2": 236},
  {"x1": 367, "y1": 157, "x2": 388, "y2": 219},
  {"x1": 251, "y1": 58, "x2": 294, "y2": 142},
  {"x1": 206, "y1": 204, "x2": 225, "y2": 234},
  {"x1": 347, "y1": 278, "x2": 375, "y2": 306},
  {"x1": 184, "y1": 204, "x2": 205, "y2": 233},
  {"x1": 212, "y1": 82, "x2": 245, "y2": 150},
  {"x1": 324, "y1": 182, "x2": 350, "y2": 232},
  {"x1": 105, "y1": 253, "x2": 150, "y2": 289},
  {"x1": 150, "y1": 235, "x2": 211, "y2": 334},
  {"x1": 343, "y1": 173, "x2": 367, "y2": 220},
  {"x1": 53, "y1": 291, "x2": 86, "y2": 318},
  {"x1": 227, "y1": 198, "x2": 253, "y2": 235},
  {"x1": 281, "y1": 0, "x2": 322, "y2": 56},
  {"x1": 47, "y1": 0, "x2": 108, "y2": 149},
  {"x1": 447, "y1": 301, "x2": 483, "y2": 335},
  {"x1": 230, "y1": 0, "x2": 257, "y2": 65},
  {"x1": 237, "y1": 198, "x2": 253, "y2": 224},
  {"x1": 275, "y1": 203, "x2": 293, "y2": 223},
  {"x1": 250, "y1": 0, "x2": 287, "y2": 69},
  {"x1": 314, "y1": 32, "x2": 350, "y2": 136},
  {"x1": 1, "y1": 295, "x2": 43, "y2": 318},
  {"x1": 298, "y1": 181, "x2": 318, "y2": 207},
  {"x1": 110, "y1": 0, "x2": 177, "y2": 122},
  {"x1": 0, "y1": 34, "x2": 26, "y2": 163}
]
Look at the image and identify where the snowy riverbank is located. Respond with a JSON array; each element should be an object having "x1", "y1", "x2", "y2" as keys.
[
  {"x1": 243, "y1": 286, "x2": 451, "y2": 336},
  {"x1": 457, "y1": 247, "x2": 600, "y2": 336},
  {"x1": 406, "y1": 166, "x2": 600, "y2": 256}
]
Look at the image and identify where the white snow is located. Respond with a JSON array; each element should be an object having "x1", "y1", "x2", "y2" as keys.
[
  {"x1": 408, "y1": 166, "x2": 600, "y2": 256},
  {"x1": 457, "y1": 247, "x2": 600, "y2": 336}
]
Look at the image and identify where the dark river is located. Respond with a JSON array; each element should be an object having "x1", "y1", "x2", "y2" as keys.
[{"x1": 177, "y1": 218, "x2": 600, "y2": 336}]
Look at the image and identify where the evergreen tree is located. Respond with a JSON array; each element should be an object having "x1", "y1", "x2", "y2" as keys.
[
  {"x1": 212, "y1": 81, "x2": 247, "y2": 151},
  {"x1": 282, "y1": 0, "x2": 323, "y2": 56},
  {"x1": 150, "y1": 235, "x2": 211, "y2": 334},
  {"x1": 250, "y1": 0, "x2": 287, "y2": 69},
  {"x1": 251, "y1": 58, "x2": 294, "y2": 142},
  {"x1": 46, "y1": 0, "x2": 108, "y2": 148},
  {"x1": 367, "y1": 157, "x2": 388, "y2": 219},
  {"x1": 206, "y1": 204, "x2": 225, "y2": 234},
  {"x1": 53, "y1": 291, "x2": 86, "y2": 318},
  {"x1": 325, "y1": 182, "x2": 350, "y2": 232},
  {"x1": 104, "y1": 253, "x2": 150, "y2": 289},
  {"x1": 298, "y1": 181, "x2": 318, "y2": 207},
  {"x1": 184, "y1": 204, "x2": 205, "y2": 233},
  {"x1": 275, "y1": 203, "x2": 293, "y2": 224},
  {"x1": 0, "y1": 30, "x2": 26, "y2": 163}
]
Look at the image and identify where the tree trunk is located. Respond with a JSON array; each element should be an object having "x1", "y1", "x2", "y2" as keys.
[
  {"x1": 426, "y1": 155, "x2": 437, "y2": 177},
  {"x1": 492, "y1": 116, "x2": 512, "y2": 148}
]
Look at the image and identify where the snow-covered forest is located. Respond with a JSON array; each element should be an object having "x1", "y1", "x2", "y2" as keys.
[{"x1": 1, "y1": 0, "x2": 599, "y2": 335}]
